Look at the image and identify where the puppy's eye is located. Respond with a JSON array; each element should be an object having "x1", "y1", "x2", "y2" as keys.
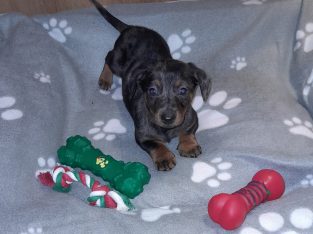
[
  {"x1": 178, "y1": 87, "x2": 188, "y2": 95},
  {"x1": 148, "y1": 87, "x2": 158, "y2": 96}
]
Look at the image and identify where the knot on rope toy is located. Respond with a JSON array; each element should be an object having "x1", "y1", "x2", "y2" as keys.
[{"x1": 38, "y1": 165, "x2": 134, "y2": 212}]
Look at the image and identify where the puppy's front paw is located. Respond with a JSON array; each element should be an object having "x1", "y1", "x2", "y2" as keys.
[
  {"x1": 154, "y1": 153, "x2": 176, "y2": 171},
  {"x1": 151, "y1": 148, "x2": 176, "y2": 171},
  {"x1": 177, "y1": 133, "x2": 202, "y2": 158},
  {"x1": 177, "y1": 143, "x2": 202, "y2": 158}
]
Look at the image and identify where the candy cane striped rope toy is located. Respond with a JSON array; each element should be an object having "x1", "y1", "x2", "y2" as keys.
[{"x1": 38, "y1": 165, "x2": 134, "y2": 212}]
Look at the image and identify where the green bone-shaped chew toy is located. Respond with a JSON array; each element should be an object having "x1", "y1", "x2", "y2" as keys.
[{"x1": 57, "y1": 135, "x2": 151, "y2": 199}]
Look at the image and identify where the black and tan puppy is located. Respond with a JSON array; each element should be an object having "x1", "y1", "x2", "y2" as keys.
[{"x1": 90, "y1": 0, "x2": 211, "y2": 171}]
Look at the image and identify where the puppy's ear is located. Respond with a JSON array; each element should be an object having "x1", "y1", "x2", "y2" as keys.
[
  {"x1": 127, "y1": 69, "x2": 150, "y2": 101},
  {"x1": 188, "y1": 63, "x2": 211, "y2": 102},
  {"x1": 136, "y1": 70, "x2": 151, "y2": 90}
]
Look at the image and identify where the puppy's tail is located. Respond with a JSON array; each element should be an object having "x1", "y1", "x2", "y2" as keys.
[{"x1": 89, "y1": 0, "x2": 128, "y2": 32}]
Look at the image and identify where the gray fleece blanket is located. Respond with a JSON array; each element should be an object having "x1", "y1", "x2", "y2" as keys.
[{"x1": 1, "y1": 0, "x2": 313, "y2": 233}]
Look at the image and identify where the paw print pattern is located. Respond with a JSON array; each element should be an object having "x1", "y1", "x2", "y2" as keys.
[
  {"x1": 35, "y1": 157, "x2": 56, "y2": 177},
  {"x1": 167, "y1": 29, "x2": 196, "y2": 59},
  {"x1": 230, "y1": 57, "x2": 247, "y2": 71},
  {"x1": 99, "y1": 79, "x2": 122, "y2": 100},
  {"x1": 141, "y1": 206, "x2": 181, "y2": 222},
  {"x1": 284, "y1": 117, "x2": 313, "y2": 140},
  {"x1": 240, "y1": 208, "x2": 313, "y2": 233},
  {"x1": 191, "y1": 157, "x2": 232, "y2": 188},
  {"x1": 20, "y1": 223, "x2": 43, "y2": 234},
  {"x1": 192, "y1": 90, "x2": 241, "y2": 132},
  {"x1": 43, "y1": 18, "x2": 72, "y2": 43},
  {"x1": 241, "y1": 0, "x2": 267, "y2": 5},
  {"x1": 303, "y1": 68, "x2": 313, "y2": 105},
  {"x1": 0, "y1": 96, "x2": 23, "y2": 121},
  {"x1": 34, "y1": 72, "x2": 51, "y2": 84},
  {"x1": 301, "y1": 174, "x2": 313, "y2": 188},
  {"x1": 294, "y1": 22, "x2": 313, "y2": 53},
  {"x1": 88, "y1": 119, "x2": 127, "y2": 141}
]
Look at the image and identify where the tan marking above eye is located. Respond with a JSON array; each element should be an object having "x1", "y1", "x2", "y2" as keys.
[
  {"x1": 175, "y1": 80, "x2": 182, "y2": 88},
  {"x1": 153, "y1": 79, "x2": 161, "y2": 87}
]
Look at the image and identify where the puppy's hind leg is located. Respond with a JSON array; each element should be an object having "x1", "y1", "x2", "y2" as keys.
[
  {"x1": 99, "y1": 50, "x2": 118, "y2": 90},
  {"x1": 98, "y1": 64, "x2": 113, "y2": 91}
]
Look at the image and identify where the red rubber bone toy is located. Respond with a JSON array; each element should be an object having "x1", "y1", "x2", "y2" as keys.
[{"x1": 208, "y1": 169, "x2": 285, "y2": 230}]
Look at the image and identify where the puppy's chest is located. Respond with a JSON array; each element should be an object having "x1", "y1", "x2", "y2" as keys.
[{"x1": 148, "y1": 124, "x2": 180, "y2": 143}]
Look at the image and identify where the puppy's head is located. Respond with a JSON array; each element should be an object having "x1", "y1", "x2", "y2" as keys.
[{"x1": 138, "y1": 59, "x2": 211, "y2": 129}]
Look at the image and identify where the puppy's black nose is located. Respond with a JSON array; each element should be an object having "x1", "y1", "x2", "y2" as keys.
[{"x1": 161, "y1": 111, "x2": 176, "y2": 124}]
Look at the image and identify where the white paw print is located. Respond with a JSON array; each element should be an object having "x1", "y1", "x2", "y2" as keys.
[
  {"x1": 301, "y1": 174, "x2": 313, "y2": 188},
  {"x1": 284, "y1": 117, "x2": 313, "y2": 140},
  {"x1": 141, "y1": 206, "x2": 181, "y2": 222},
  {"x1": 167, "y1": 29, "x2": 196, "y2": 59},
  {"x1": 241, "y1": 0, "x2": 267, "y2": 5},
  {"x1": 88, "y1": 119, "x2": 127, "y2": 141},
  {"x1": 34, "y1": 72, "x2": 51, "y2": 84},
  {"x1": 240, "y1": 208, "x2": 313, "y2": 233},
  {"x1": 99, "y1": 79, "x2": 123, "y2": 100},
  {"x1": 43, "y1": 18, "x2": 72, "y2": 43},
  {"x1": 35, "y1": 156, "x2": 56, "y2": 177},
  {"x1": 191, "y1": 157, "x2": 232, "y2": 188},
  {"x1": 303, "y1": 68, "x2": 313, "y2": 105},
  {"x1": 230, "y1": 57, "x2": 247, "y2": 71},
  {"x1": 294, "y1": 22, "x2": 313, "y2": 53},
  {"x1": 192, "y1": 90, "x2": 241, "y2": 132},
  {"x1": 20, "y1": 223, "x2": 43, "y2": 234},
  {"x1": 0, "y1": 96, "x2": 23, "y2": 121}
]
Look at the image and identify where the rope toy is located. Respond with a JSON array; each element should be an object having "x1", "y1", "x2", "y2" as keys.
[
  {"x1": 38, "y1": 165, "x2": 134, "y2": 211},
  {"x1": 208, "y1": 169, "x2": 285, "y2": 230}
]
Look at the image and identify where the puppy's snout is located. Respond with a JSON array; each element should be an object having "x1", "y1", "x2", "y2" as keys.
[{"x1": 160, "y1": 110, "x2": 176, "y2": 125}]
